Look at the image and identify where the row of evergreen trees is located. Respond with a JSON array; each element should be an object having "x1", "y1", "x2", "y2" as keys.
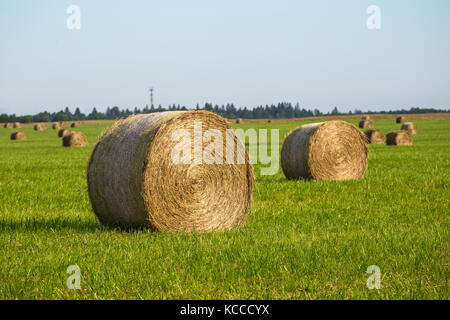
[{"x1": 0, "y1": 103, "x2": 448, "y2": 124}]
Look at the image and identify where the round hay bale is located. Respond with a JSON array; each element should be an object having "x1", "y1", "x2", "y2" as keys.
[
  {"x1": 364, "y1": 129, "x2": 384, "y2": 144},
  {"x1": 281, "y1": 120, "x2": 368, "y2": 180},
  {"x1": 87, "y1": 110, "x2": 254, "y2": 232},
  {"x1": 236, "y1": 118, "x2": 243, "y2": 124},
  {"x1": 401, "y1": 122, "x2": 418, "y2": 135},
  {"x1": 358, "y1": 119, "x2": 373, "y2": 129},
  {"x1": 4, "y1": 123, "x2": 13, "y2": 128},
  {"x1": 10, "y1": 131, "x2": 26, "y2": 140},
  {"x1": 396, "y1": 116, "x2": 406, "y2": 123},
  {"x1": 58, "y1": 129, "x2": 71, "y2": 138},
  {"x1": 361, "y1": 115, "x2": 371, "y2": 121},
  {"x1": 71, "y1": 122, "x2": 80, "y2": 128},
  {"x1": 34, "y1": 123, "x2": 45, "y2": 131},
  {"x1": 386, "y1": 131, "x2": 412, "y2": 146},
  {"x1": 62, "y1": 132, "x2": 87, "y2": 147},
  {"x1": 267, "y1": 119, "x2": 272, "y2": 123},
  {"x1": 13, "y1": 122, "x2": 21, "y2": 128},
  {"x1": 52, "y1": 123, "x2": 61, "y2": 130}
]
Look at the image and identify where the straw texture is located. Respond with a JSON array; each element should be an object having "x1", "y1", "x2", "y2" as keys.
[
  {"x1": 87, "y1": 110, "x2": 254, "y2": 232},
  {"x1": 386, "y1": 131, "x2": 412, "y2": 146},
  {"x1": 281, "y1": 120, "x2": 368, "y2": 180},
  {"x1": 401, "y1": 122, "x2": 418, "y2": 135},
  {"x1": 359, "y1": 119, "x2": 373, "y2": 129},
  {"x1": 364, "y1": 129, "x2": 384, "y2": 144},
  {"x1": 58, "y1": 129, "x2": 71, "y2": 137},
  {"x1": 10, "y1": 131, "x2": 26, "y2": 140},
  {"x1": 62, "y1": 132, "x2": 87, "y2": 147}
]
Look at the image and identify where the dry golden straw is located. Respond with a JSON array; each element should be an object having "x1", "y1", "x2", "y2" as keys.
[
  {"x1": 13, "y1": 122, "x2": 21, "y2": 128},
  {"x1": 364, "y1": 129, "x2": 384, "y2": 144},
  {"x1": 396, "y1": 116, "x2": 406, "y2": 123},
  {"x1": 62, "y1": 132, "x2": 87, "y2": 147},
  {"x1": 281, "y1": 120, "x2": 368, "y2": 180},
  {"x1": 58, "y1": 129, "x2": 71, "y2": 137},
  {"x1": 71, "y1": 122, "x2": 80, "y2": 128},
  {"x1": 87, "y1": 110, "x2": 254, "y2": 232},
  {"x1": 386, "y1": 131, "x2": 412, "y2": 146},
  {"x1": 10, "y1": 131, "x2": 26, "y2": 140},
  {"x1": 359, "y1": 119, "x2": 373, "y2": 129},
  {"x1": 34, "y1": 123, "x2": 45, "y2": 131},
  {"x1": 401, "y1": 122, "x2": 418, "y2": 135}
]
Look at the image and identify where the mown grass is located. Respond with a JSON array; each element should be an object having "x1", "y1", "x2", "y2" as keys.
[{"x1": 0, "y1": 119, "x2": 448, "y2": 299}]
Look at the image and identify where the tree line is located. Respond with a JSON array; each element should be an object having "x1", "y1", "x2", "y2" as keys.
[{"x1": 0, "y1": 103, "x2": 448, "y2": 123}]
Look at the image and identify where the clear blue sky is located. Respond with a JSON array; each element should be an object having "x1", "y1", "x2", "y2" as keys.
[{"x1": 1, "y1": 0, "x2": 449, "y2": 115}]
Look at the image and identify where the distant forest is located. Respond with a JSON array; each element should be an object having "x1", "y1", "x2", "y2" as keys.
[{"x1": 1, "y1": 103, "x2": 449, "y2": 123}]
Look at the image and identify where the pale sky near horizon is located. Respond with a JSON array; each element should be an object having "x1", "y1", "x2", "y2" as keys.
[{"x1": 1, "y1": 0, "x2": 449, "y2": 116}]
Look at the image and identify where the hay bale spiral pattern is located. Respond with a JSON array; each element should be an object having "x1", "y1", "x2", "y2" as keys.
[
  {"x1": 87, "y1": 111, "x2": 254, "y2": 232},
  {"x1": 281, "y1": 120, "x2": 368, "y2": 180}
]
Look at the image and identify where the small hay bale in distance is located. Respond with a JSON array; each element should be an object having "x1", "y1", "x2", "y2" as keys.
[
  {"x1": 4, "y1": 123, "x2": 13, "y2": 128},
  {"x1": 62, "y1": 132, "x2": 87, "y2": 147},
  {"x1": 235, "y1": 118, "x2": 243, "y2": 124},
  {"x1": 34, "y1": 123, "x2": 45, "y2": 131},
  {"x1": 386, "y1": 131, "x2": 412, "y2": 146},
  {"x1": 13, "y1": 122, "x2": 21, "y2": 128},
  {"x1": 58, "y1": 129, "x2": 71, "y2": 137},
  {"x1": 396, "y1": 116, "x2": 406, "y2": 123},
  {"x1": 281, "y1": 120, "x2": 368, "y2": 180},
  {"x1": 52, "y1": 123, "x2": 61, "y2": 130},
  {"x1": 361, "y1": 115, "x2": 371, "y2": 121},
  {"x1": 364, "y1": 129, "x2": 384, "y2": 144},
  {"x1": 358, "y1": 119, "x2": 373, "y2": 129},
  {"x1": 87, "y1": 110, "x2": 254, "y2": 232},
  {"x1": 71, "y1": 122, "x2": 80, "y2": 128},
  {"x1": 10, "y1": 131, "x2": 26, "y2": 140},
  {"x1": 401, "y1": 122, "x2": 418, "y2": 135}
]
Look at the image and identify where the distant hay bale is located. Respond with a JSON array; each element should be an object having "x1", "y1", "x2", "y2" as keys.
[
  {"x1": 396, "y1": 116, "x2": 406, "y2": 123},
  {"x1": 359, "y1": 119, "x2": 373, "y2": 129},
  {"x1": 71, "y1": 122, "x2": 80, "y2": 128},
  {"x1": 62, "y1": 132, "x2": 87, "y2": 147},
  {"x1": 4, "y1": 123, "x2": 13, "y2": 128},
  {"x1": 361, "y1": 115, "x2": 371, "y2": 121},
  {"x1": 281, "y1": 120, "x2": 368, "y2": 180},
  {"x1": 267, "y1": 119, "x2": 272, "y2": 123},
  {"x1": 58, "y1": 129, "x2": 71, "y2": 138},
  {"x1": 386, "y1": 131, "x2": 412, "y2": 146},
  {"x1": 364, "y1": 129, "x2": 384, "y2": 144},
  {"x1": 236, "y1": 118, "x2": 243, "y2": 124},
  {"x1": 10, "y1": 131, "x2": 26, "y2": 140},
  {"x1": 52, "y1": 123, "x2": 61, "y2": 130},
  {"x1": 87, "y1": 110, "x2": 254, "y2": 232},
  {"x1": 13, "y1": 122, "x2": 21, "y2": 128},
  {"x1": 401, "y1": 122, "x2": 418, "y2": 135},
  {"x1": 34, "y1": 123, "x2": 45, "y2": 131}
]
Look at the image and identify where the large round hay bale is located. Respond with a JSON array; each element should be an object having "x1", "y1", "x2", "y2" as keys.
[
  {"x1": 10, "y1": 131, "x2": 26, "y2": 140},
  {"x1": 386, "y1": 131, "x2": 412, "y2": 146},
  {"x1": 87, "y1": 110, "x2": 254, "y2": 232},
  {"x1": 396, "y1": 116, "x2": 406, "y2": 123},
  {"x1": 52, "y1": 123, "x2": 61, "y2": 130},
  {"x1": 364, "y1": 129, "x2": 384, "y2": 144},
  {"x1": 281, "y1": 120, "x2": 368, "y2": 180},
  {"x1": 358, "y1": 119, "x2": 373, "y2": 129},
  {"x1": 34, "y1": 123, "x2": 45, "y2": 131},
  {"x1": 13, "y1": 122, "x2": 21, "y2": 128},
  {"x1": 401, "y1": 122, "x2": 417, "y2": 135},
  {"x1": 71, "y1": 122, "x2": 80, "y2": 128},
  {"x1": 361, "y1": 115, "x2": 371, "y2": 121},
  {"x1": 62, "y1": 132, "x2": 87, "y2": 147},
  {"x1": 58, "y1": 129, "x2": 71, "y2": 137}
]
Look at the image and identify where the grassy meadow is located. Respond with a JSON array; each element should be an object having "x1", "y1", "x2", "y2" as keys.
[{"x1": 0, "y1": 119, "x2": 448, "y2": 299}]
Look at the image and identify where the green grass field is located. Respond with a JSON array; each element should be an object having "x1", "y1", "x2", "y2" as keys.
[{"x1": 0, "y1": 119, "x2": 448, "y2": 299}]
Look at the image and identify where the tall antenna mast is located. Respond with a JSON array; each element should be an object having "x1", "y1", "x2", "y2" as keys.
[{"x1": 149, "y1": 87, "x2": 154, "y2": 108}]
